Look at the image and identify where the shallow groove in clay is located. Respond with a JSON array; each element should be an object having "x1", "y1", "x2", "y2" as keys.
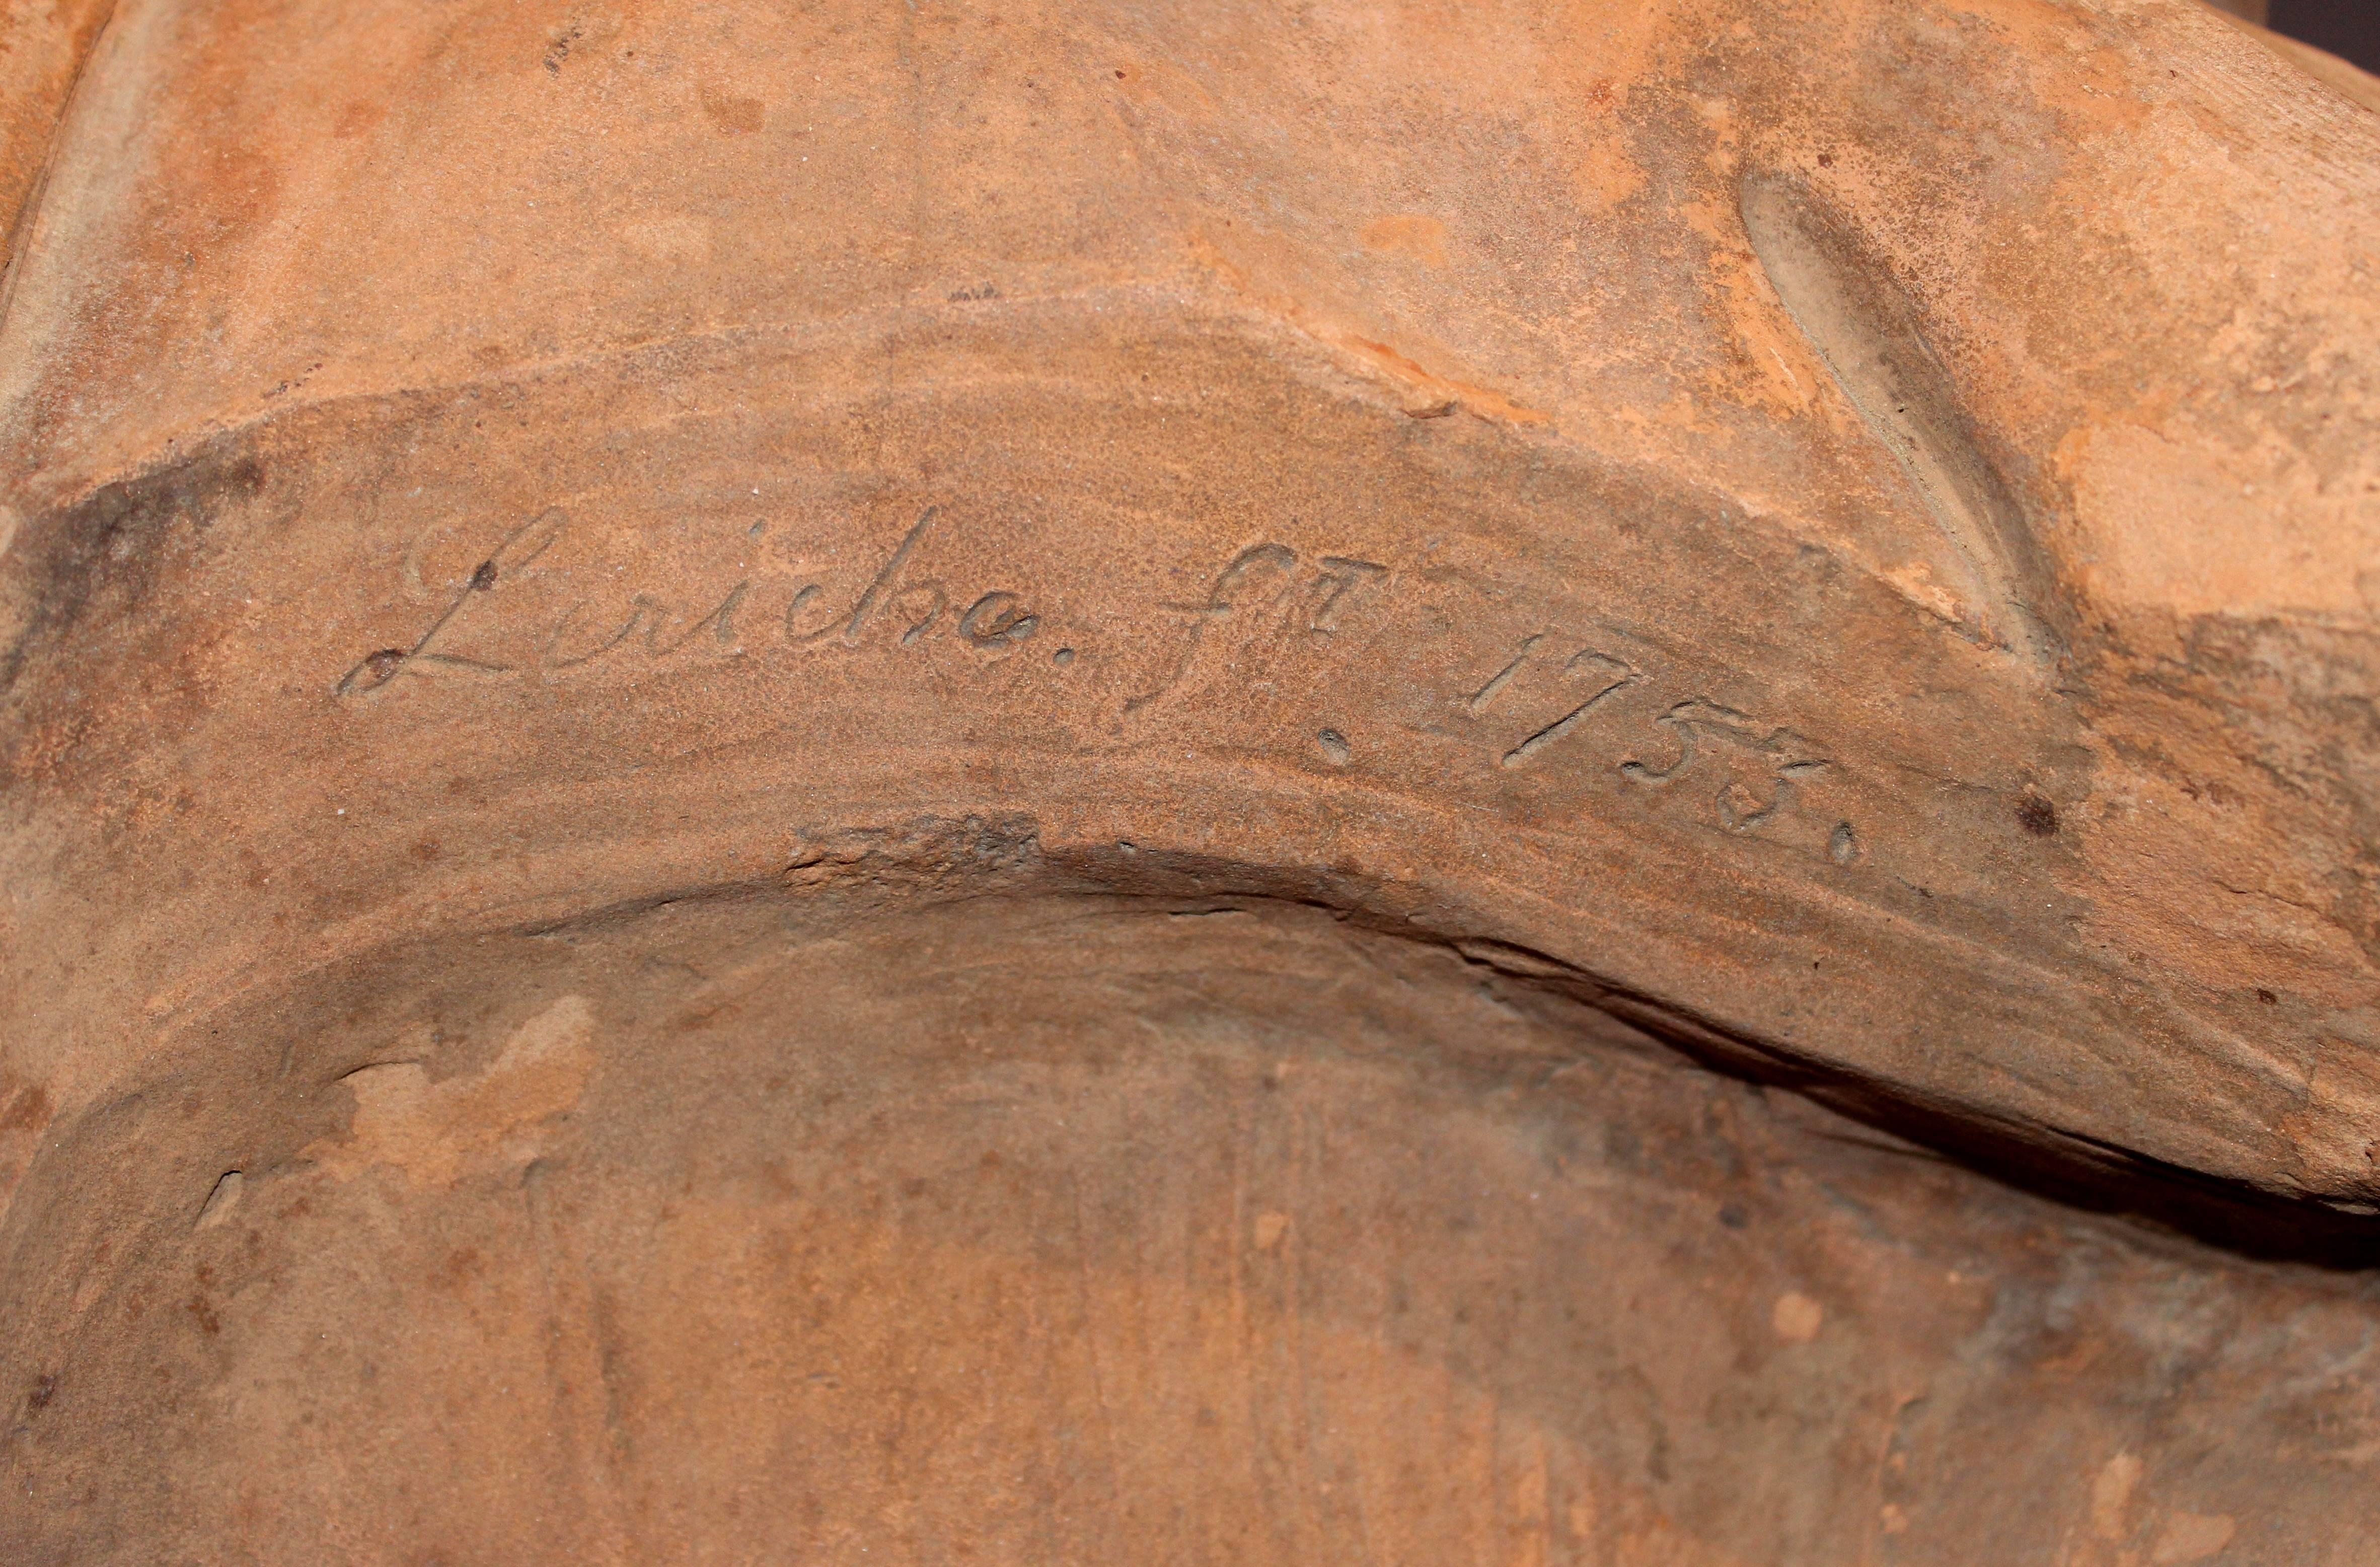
[{"x1": 1740, "y1": 173, "x2": 2060, "y2": 666}]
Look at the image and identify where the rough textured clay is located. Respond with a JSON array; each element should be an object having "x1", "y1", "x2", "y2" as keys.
[{"x1": 0, "y1": 0, "x2": 2376, "y2": 1560}]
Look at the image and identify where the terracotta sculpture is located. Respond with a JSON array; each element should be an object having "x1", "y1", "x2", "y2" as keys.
[{"x1": 2, "y1": 0, "x2": 2375, "y2": 1559}]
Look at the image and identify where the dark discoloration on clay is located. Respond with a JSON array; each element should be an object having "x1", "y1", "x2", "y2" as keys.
[{"x1": 0, "y1": 444, "x2": 264, "y2": 710}]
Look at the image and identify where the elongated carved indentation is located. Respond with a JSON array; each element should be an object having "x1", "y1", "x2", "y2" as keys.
[
  {"x1": 1741, "y1": 174, "x2": 2060, "y2": 667},
  {"x1": 1499, "y1": 649, "x2": 1639, "y2": 769},
  {"x1": 335, "y1": 506, "x2": 567, "y2": 694}
]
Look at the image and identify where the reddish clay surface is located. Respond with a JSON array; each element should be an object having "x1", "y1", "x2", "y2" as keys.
[{"x1": 1, "y1": 1, "x2": 2376, "y2": 1560}]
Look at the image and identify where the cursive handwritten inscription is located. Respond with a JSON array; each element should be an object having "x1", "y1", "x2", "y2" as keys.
[
  {"x1": 1465, "y1": 634, "x2": 1643, "y2": 769},
  {"x1": 338, "y1": 508, "x2": 570, "y2": 695},
  {"x1": 337, "y1": 509, "x2": 1854, "y2": 856},
  {"x1": 1125, "y1": 541, "x2": 1395, "y2": 717},
  {"x1": 793, "y1": 506, "x2": 943, "y2": 648},
  {"x1": 1619, "y1": 698, "x2": 1830, "y2": 833},
  {"x1": 1309, "y1": 557, "x2": 1391, "y2": 633},
  {"x1": 338, "y1": 505, "x2": 1043, "y2": 696},
  {"x1": 543, "y1": 580, "x2": 754, "y2": 668},
  {"x1": 959, "y1": 592, "x2": 1040, "y2": 647},
  {"x1": 1461, "y1": 633, "x2": 1837, "y2": 838},
  {"x1": 1465, "y1": 634, "x2": 1543, "y2": 717}
]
